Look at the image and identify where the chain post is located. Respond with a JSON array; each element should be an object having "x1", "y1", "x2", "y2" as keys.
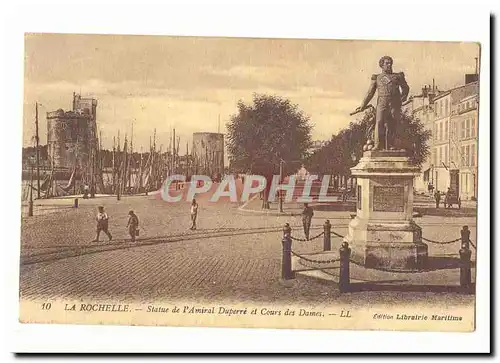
[
  {"x1": 459, "y1": 241, "x2": 472, "y2": 292},
  {"x1": 339, "y1": 241, "x2": 351, "y2": 293},
  {"x1": 281, "y1": 223, "x2": 295, "y2": 280},
  {"x1": 323, "y1": 220, "x2": 331, "y2": 251},
  {"x1": 461, "y1": 225, "x2": 470, "y2": 250},
  {"x1": 74, "y1": 198, "x2": 79, "y2": 208}
]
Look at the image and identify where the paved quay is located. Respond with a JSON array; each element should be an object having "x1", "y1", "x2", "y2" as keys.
[{"x1": 19, "y1": 193, "x2": 477, "y2": 306}]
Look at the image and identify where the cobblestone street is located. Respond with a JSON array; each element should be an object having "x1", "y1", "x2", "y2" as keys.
[{"x1": 19, "y1": 194, "x2": 477, "y2": 306}]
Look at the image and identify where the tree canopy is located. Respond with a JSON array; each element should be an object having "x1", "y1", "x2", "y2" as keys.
[
  {"x1": 306, "y1": 109, "x2": 431, "y2": 176},
  {"x1": 226, "y1": 93, "x2": 313, "y2": 176}
]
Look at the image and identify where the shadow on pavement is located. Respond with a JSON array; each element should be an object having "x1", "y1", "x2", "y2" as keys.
[
  {"x1": 424, "y1": 255, "x2": 476, "y2": 270},
  {"x1": 414, "y1": 207, "x2": 477, "y2": 217},
  {"x1": 21, "y1": 225, "x2": 309, "y2": 266}
]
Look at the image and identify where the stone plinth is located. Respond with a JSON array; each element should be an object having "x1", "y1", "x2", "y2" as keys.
[{"x1": 345, "y1": 150, "x2": 428, "y2": 271}]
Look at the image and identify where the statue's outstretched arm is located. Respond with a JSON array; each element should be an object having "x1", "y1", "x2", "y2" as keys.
[
  {"x1": 361, "y1": 78, "x2": 377, "y2": 109},
  {"x1": 400, "y1": 72, "x2": 410, "y2": 101}
]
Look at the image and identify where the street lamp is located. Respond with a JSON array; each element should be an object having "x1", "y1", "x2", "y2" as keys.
[
  {"x1": 279, "y1": 158, "x2": 284, "y2": 213},
  {"x1": 28, "y1": 155, "x2": 35, "y2": 217}
]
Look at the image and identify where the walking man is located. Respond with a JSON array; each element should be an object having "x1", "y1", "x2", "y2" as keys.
[
  {"x1": 434, "y1": 190, "x2": 441, "y2": 209},
  {"x1": 93, "y1": 206, "x2": 112, "y2": 242},
  {"x1": 445, "y1": 187, "x2": 453, "y2": 209},
  {"x1": 127, "y1": 210, "x2": 139, "y2": 242},
  {"x1": 190, "y1": 198, "x2": 198, "y2": 230},
  {"x1": 301, "y1": 203, "x2": 314, "y2": 240}
]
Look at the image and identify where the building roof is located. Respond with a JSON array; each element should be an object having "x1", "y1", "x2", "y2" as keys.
[
  {"x1": 432, "y1": 90, "x2": 451, "y2": 101},
  {"x1": 431, "y1": 81, "x2": 479, "y2": 104},
  {"x1": 458, "y1": 93, "x2": 478, "y2": 103}
]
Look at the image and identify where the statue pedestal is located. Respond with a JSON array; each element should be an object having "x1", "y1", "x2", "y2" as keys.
[{"x1": 345, "y1": 150, "x2": 428, "y2": 271}]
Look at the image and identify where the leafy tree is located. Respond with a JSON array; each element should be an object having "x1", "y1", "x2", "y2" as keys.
[
  {"x1": 306, "y1": 109, "x2": 431, "y2": 180},
  {"x1": 226, "y1": 94, "x2": 313, "y2": 208}
]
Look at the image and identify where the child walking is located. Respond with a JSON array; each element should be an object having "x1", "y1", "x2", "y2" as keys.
[
  {"x1": 190, "y1": 199, "x2": 198, "y2": 230},
  {"x1": 93, "y1": 206, "x2": 112, "y2": 242}
]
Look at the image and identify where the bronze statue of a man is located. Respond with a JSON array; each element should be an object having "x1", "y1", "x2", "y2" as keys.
[{"x1": 354, "y1": 56, "x2": 409, "y2": 150}]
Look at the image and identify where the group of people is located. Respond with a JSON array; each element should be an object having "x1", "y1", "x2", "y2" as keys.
[
  {"x1": 433, "y1": 188, "x2": 455, "y2": 209},
  {"x1": 92, "y1": 198, "x2": 199, "y2": 243},
  {"x1": 92, "y1": 198, "x2": 313, "y2": 243}
]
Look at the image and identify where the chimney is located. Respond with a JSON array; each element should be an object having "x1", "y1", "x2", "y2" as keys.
[
  {"x1": 422, "y1": 85, "x2": 428, "y2": 98},
  {"x1": 465, "y1": 74, "x2": 479, "y2": 84}
]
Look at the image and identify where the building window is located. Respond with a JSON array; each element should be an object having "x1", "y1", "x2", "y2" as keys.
[
  {"x1": 445, "y1": 99, "x2": 449, "y2": 116},
  {"x1": 444, "y1": 145, "x2": 448, "y2": 165},
  {"x1": 471, "y1": 144, "x2": 476, "y2": 167},
  {"x1": 465, "y1": 145, "x2": 470, "y2": 166},
  {"x1": 439, "y1": 123, "x2": 443, "y2": 141},
  {"x1": 466, "y1": 118, "x2": 471, "y2": 138},
  {"x1": 461, "y1": 120, "x2": 465, "y2": 139},
  {"x1": 471, "y1": 117, "x2": 476, "y2": 137},
  {"x1": 445, "y1": 120, "x2": 449, "y2": 140},
  {"x1": 461, "y1": 146, "x2": 465, "y2": 166},
  {"x1": 439, "y1": 147, "x2": 443, "y2": 165}
]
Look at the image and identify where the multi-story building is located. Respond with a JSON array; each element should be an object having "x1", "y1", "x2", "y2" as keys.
[
  {"x1": 450, "y1": 92, "x2": 479, "y2": 200},
  {"x1": 431, "y1": 77, "x2": 479, "y2": 199},
  {"x1": 404, "y1": 75, "x2": 479, "y2": 200},
  {"x1": 403, "y1": 84, "x2": 439, "y2": 193},
  {"x1": 431, "y1": 90, "x2": 452, "y2": 193}
]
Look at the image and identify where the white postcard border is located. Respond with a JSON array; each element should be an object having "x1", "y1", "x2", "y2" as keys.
[{"x1": 2, "y1": 0, "x2": 492, "y2": 354}]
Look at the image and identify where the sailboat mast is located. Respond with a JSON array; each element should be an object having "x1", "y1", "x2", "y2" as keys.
[
  {"x1": 128, "y1": 122, "x2": 134, "y2": 190},
  {"x1": 112, "y1": 136, "x2": 116, "y2": 192},
  {"x1": 139, "y1": 146, "x2": 144, "y2": 192},
  {"x1": 172, "y1": 128, "x2": 176, "y2": 174},
  {"x1": 186, "y1": 141, "x2": 189, "y2": 178}
]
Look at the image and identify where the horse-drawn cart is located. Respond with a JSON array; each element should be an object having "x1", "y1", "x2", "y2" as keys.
[{"x1": 444, "y1": 170, "x2": 461, "y2": 209}]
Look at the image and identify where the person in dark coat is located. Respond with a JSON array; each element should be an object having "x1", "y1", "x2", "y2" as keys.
[
  {"x1": 190, "y1": 199, "x2": 199, "y2": 230},
  {"x1": 127, "y1": 210, "x2": 139, "y2": 242},
  {"x1": 301, "y1": 203, "x2": 314, "y2": 240},
  {"x1": 434, "y1": 190, "x2": 441, "y2": 209}
]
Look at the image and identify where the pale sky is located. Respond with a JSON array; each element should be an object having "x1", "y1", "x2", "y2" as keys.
[{"x1": 23, "y1": 34, "x2": 480, "y2": 153}]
